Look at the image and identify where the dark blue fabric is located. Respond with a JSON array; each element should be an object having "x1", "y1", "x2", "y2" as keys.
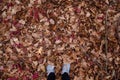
[
  {"x1": 47, "y1": 72, "x2": 55, "y2": 80},
  {"x1": 62, "y1": 72, "x2": 70, "y2": 80},
  {"x1": 47, "y1": 72, "x2": 70, "y2": 80}
]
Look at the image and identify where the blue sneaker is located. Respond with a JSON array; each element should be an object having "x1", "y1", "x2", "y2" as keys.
[
  {"x1": 47, "y1": 65, "x2": 55, "y2": 75},
  {"x1": 62, "y1": 64, "x2": 70, "y2": 74}
]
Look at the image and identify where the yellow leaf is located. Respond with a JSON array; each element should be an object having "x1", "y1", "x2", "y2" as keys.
[
  {"x1": 37, "y1": 47, "x2": 43, "y2": 55},
  {"x1": 37, "y1": 64, "x2": 45, "y2": 72}
]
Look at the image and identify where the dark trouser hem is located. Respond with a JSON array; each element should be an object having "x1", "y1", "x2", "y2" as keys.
[
  {"x1": 62, "y1": 72, "x2": 70, "y2": 80},
  {"x1": 47, "y1": 72, "x2": 70, "y2": 80},
  {"x1": 47, "y1": 72, "x2": 55, "y2": 80}
]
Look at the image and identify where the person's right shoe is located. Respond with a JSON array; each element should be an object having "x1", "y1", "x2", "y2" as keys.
[
  {"x1": 61, "y1": 63, "x2": 70, "y2": 74},
  {"x1": 47, "y1": 64, "x2": 55, "y2": 75}
]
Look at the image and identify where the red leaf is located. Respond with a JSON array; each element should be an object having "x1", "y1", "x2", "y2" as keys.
[
  {"x1": 32, "y1": 72, "x2": 39, "y2": 79},
  {"x1": 12, "y1": 20, "x2": 23, "y2": 29},
  {"x1": 33, "y1": 7, "x2": 39, "y2": 21},
  {"x1": 10, "y1": 30, "x2": 21, "y2": 36},
  {"x1": 15, "y1": 23, "x2": 23, "y2": 28},
  {"x1": 16, "y1": 43, "x2": 23, "y2": 48},
  {"x1": 13, "y1": 20, "x2": 18, "y2": 26},
  {"x1": 7, "y1": 2, "x2": 14, "y2": 8},
  {"x1": 55, "y1": 36, "x2": 61, "y2": 41},
  {"x1": 3, "y1": 19, "x2": 9, "y2": 23},
  {"x1": 7, "y1": 77, "x2": 18, "y2": 80},
  {"x1": 22, "y1": 76, "x2": 29, "y2": 80},
  {"x1": 0, "y1": 0, "x2": 3, "y2": 3},
  {"x1": 12, "y1": 64, "x2": 19, "y2": 69},
  {"x1": 97, "y1": 16, "x2": 104, "y2": 20},
  {"x1": 40, "y1": 8, "x2": 46, "y2": 17},
  {"x1": 71, "y1": 33, "x2": 75, "y2": 39},
  {"x1": 0, "y1": 17, "x2": 3, "y2": 23},
  {"x1": 74, "y1": 7, "x2": 81, "y2": 13}
]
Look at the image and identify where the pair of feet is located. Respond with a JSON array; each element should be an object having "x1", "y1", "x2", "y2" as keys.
[{"x1": 47, "y1": 64, "x2": 70, "y2": 75}]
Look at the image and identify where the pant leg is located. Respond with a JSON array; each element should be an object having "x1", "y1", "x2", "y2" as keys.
[
  {"x1": 62, "y1": 72, "x2": 70, "y2": 80},
  {"x1": 47, "y1": 72, "x2": 55, "y2": 80}
]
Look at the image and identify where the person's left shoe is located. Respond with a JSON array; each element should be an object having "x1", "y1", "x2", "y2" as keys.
[
  {"x1": 47, "y1": 64, "x2": 55, "y2": 75},
  {"x1": 61, "y1": 63, "x2": 70, "y2": 74}
]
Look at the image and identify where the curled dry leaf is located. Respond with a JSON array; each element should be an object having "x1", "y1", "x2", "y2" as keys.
[
  {"x1": 0, "y1": 66, "x2": 4, "y2": 70},
  {"x1": 6, "y1": 47, "x2": 13, "y2": 53},
  {"x1": 86, "y1": 12, "x2": 91, "y2": 17},
  {"x1": 96, "y1": 13, "x2": 104, "y2": 23},
  {"x1": 19, "y1": 19, "x2": 25, "y2": 25},
  {"x1": 55, "y1": 40, "x2": 62, "y2": 44},
  {"x1": 33, "y1": 61, "x2": 38, "y2": 67},
  {"x1": 37, "y1": 47, "x2": 43, "y2": 55},
  {"x1": 32, "y1": 33, "x2": 39, "y2": 38},
  {"x1": 81, "y1": 59, "x2": 88, "y2": 68},
  {"x1": 44, "y1": 21, "x2": 49, "y2": 26},
  {"x1": 11, "y1": 8, "x2": 18, "y2": 15},
  {"x1": 37, "y1": 64, "x2": 45, "y2": 72},
  {"x1": 49, "y1": 19, "x2": 55, "y2": 25}
]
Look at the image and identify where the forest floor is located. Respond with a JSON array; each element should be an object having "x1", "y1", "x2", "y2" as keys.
[{"x1": 0, "y1": 0, "x2": 120, "y2": 80}]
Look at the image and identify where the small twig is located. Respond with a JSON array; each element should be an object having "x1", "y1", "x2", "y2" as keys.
[{"x1": 105, "y1": 2, "x2": 109, "y2": 76}]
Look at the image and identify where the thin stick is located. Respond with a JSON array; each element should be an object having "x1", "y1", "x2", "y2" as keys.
[{"x1": 105, "y1": 3, "x2": 109, "y2": 76}]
